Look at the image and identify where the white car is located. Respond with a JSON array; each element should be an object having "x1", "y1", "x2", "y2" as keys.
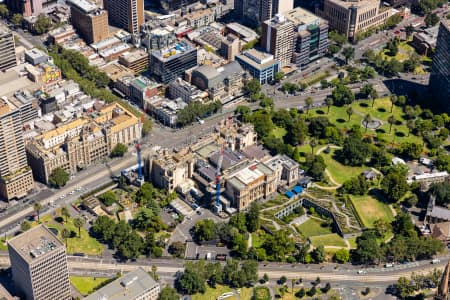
[{"x1": 69, "y1": 191, "x2": 75, "y2": 195}]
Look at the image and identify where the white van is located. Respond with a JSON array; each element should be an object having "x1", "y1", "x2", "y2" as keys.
[
  {"x1": 431, "y1": 259, "x2": 440, "y2": 264},
  {"x1": 385, "y1": 263, "x2": 394, "y2": 268}
]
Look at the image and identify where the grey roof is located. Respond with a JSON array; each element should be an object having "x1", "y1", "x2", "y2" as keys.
[
  {"x1": 84, "y1": 268, "x2": 159, "y2": 300},
  {"x1": 193, "y1": 61, "x2": 244, "y2": 89},
  {"x1": 429, "y1": 206, "x2": 450, "y2": 221},
  {"x1": 194, "y1": 65, "x2": 220, "y2": 81}
]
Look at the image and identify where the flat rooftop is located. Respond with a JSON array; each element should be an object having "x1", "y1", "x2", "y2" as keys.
[
  {"x1": 85, "y1": 267, "x2": 158, "y2": 300},
  {"x1": 283, "y1": 7, "x2": 322, "y2": 26},
  {"x1": 67, "y1": 0, "x2": 97, "y2": 13},
  {"x1": 8, "y1": 225, "x2": 65, "y2": 264}
]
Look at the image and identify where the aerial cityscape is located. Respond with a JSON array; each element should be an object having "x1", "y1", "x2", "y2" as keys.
[{"x1": 0, "y1": 0, "x2": 448, "y2": 299}]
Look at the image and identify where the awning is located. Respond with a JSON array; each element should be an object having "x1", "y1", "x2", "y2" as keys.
[
  {"x1": 285, "y1": 191, "x2": 294, "y2": 198},
  {"x1": 293, "y1": 186, "x2": 303, "y2": 194}
]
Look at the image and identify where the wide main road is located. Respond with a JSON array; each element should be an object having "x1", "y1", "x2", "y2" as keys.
[{"x1": 0, "y1": 255, "x2": 447, "y2": 285}]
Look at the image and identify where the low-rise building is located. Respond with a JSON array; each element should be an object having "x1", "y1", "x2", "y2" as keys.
[
  {"x1": 411, "y1": 25, "x2": 439, "y2": 56},
  {"x1": 185, "y1": 8, "x2": 216, "y2": 28},
  {"x1": 25, "y1": 48, "x2": 51, "y2": 66},
  {"x1": 84, "y1": 267, "x2": 160, "y2": 300},
  {"x1": 264, "y1": 154, "x2": 299, "y2": 186},
  {"x1": 129, "y1": 76, "x2": 160, "y2": 107},
  {"x1": 167, "y1": 77, "x2": 208, "y2": 103},
  {"x1": 225, "y1": 160, "x2": 277, "y2": 211},
  {"x1": 191, "y1": 61, "x2": 246, "y2": 102},
  {"x1": 26, "y1": 102, "x2": 142, "y2": 184},
  {"x1": 48, "y1": 25, "x2": 77, "y2": 45},
  {"x1": 220, "y1": 33, "x2": 240, "y2": 61},
  {"x1": 236, "y1": 49, "x2": 280, "y2": 84}
]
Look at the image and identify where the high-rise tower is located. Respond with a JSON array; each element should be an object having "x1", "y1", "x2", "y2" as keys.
[
  {"x1": 104, "y1": 0, "x2": 144, "y2": 35},
  {"x1": 430, "y1": 20, "x2": 450, "y2": 111}
]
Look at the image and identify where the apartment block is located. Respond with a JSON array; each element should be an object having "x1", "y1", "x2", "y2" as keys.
[
  {"x1": 262, "y1": 14, "x2": 295, "y2": 66},
  {"x1": 149, "y1": 42, "x2": 198, "y2": 84},
  {"x1": 5, "y1": 0, "x2": 57, "y2": 17},
  {"x1": 0, "y1": 26, "x2": 17, "y2": 71},
  {"x1": 315, "y1": 0, "x2": 391, "y2": 41},
  {"x1": 430, "y1": 20, "x2": 450, "y2": 112},
  {"x1": 168, "y1": 77, "x2": 208, "y2": 103},
  {"x1": 84, "y1": 267, "x2": 160, "y2": 300},
  {"x1": 235, "y1": 0, "x2": 261, "y2": 25},
  {"x1": 236, "y1": 49, "x2": 280, "y2": 84},
  {"x1": 285, "y1": 7, "x2": 329, "y2": 69},
  {"x1": 118, "y1": 49, "x2": 149, "y2": 73},
  {"x1": 26, "y1": 103, "x2": 141, "y2": 184},
  {"x1": 104, "y1": 0, "x2": 144, "y2": 35},
  {"x1": 0, "y1": 99, "x2": 34, "y2": 201},
  {"x1": 67, "y1": 0, "x2": 109, "y2": 44},
  {"x1": 8, "y1": 225, "x2": 71, "y2": 300},
  {"x1": 260, "y1": 0, "x2": 294, "y2": 22}
]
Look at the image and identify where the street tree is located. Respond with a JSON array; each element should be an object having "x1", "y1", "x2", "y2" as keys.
[
  {"x1": 110, "y1": 143, "x2": 128, "y2": 157},
  {"x1": 176, "y1": 268, "x2": 206, "y2": 294},
  {"x1": 73, "y1": 217, "x2": 84, "y2": 238},
  {"x1": 273, "y1": 71, "x2": 284, "y2": 82},
  {"x1": 342, "y1": 47, "x2": 355, "y2": 64},
  {"x1": 21, "y1": 220, "x2": 31, "y2": 232},
  {"x1": 305, "y1": 97, "x2": 313, "y2": 114},
  {"x1": 11, "y1": 13, "x2": 23, "y2": 27},
  {"x1": 332, "y1": 84, "x2": 355, "y2": 106},
  {"x1": 425, "y1": 13, "x2": 439, "y2": 27},
  {"x1": 246, "y1": 202, "x2": 260, "y2": 232},
  {"x1": 33, "y1": 202, "x2": 42, "y2": 221},
  {"x1": 34, "y1": 14, "x2": 52, "y2": 34},
  {"x1": 49, "y1": 167, "x2": 70, "y2": 188},
  {"x1": 334, "y1": 248, "x2": 350, "y2": 263},
  {"x1": 158, "y1": 286, "x2": 179, "y2": 300}
]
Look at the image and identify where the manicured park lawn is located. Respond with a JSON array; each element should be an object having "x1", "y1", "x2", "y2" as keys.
[
  {"x1": 310, "y1": 233, "x2": 347, "y2": 248},
  {"x1": 239, "y1": 287, "x2": 254, "y2": 300},
  {"x1": 271, "y1": 126, "x2": 286, "y2": 139},
  {"x1": 0, "y1": 237, "x2": 8, "y2": 251},
  {"x1": 34, "y1": 211, "x2": 104, "y2": 256},
  {"x1": 70, "y1": 276, "x2": 110, "y2": 296},
  {"x1": 350, "y1": 195, "x2": 394, "y2": 228},
  {"x1": 320, "y1": 148, "x2": 366, "y2": 184},
  {"x1": 311, "y1": 97, "x2": 425, "y2": 146},
  {"x1": 251, "y1": 231, "x2": 265, "y2": 248},
  {"x1": 297, "y1": 218, "x2": 332, "y2": 238},
  {"x1": 348, "y1": 236, "x2": 358, "y2": 249},
  {"x1": 192, "y1": 284, "x2": 234, "y2": 300}
]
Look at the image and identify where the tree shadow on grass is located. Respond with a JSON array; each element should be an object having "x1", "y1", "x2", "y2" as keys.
[
  {"x1": 368, "y1": 188, "x2": 392, "y2": 205},
  {"x1": 376, "y1": 129, "x2": 386, "y2": 134},
  {"x1": 316, "y1": 110, "x2": 325, "y2": 115},
  {"x1": 395, "y1": 131, "x2": 406, "y2": 137},
  {"x1": 378, "y1": 108, "x2": 386, "y2": 113},
  {"x1": 359, "y1": 103, "x2": 369, "y2": 108},
  {"x1": 336, "y1": 118, "x2": 346, "y2": 124}
]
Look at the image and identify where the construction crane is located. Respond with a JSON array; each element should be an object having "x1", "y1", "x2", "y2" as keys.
[
  {"x1": 135, "y1": 140, "x2": 143, "y2": 185},
  {"x1": 214, "y1": 145, "x2": 224, "y2": 213}
]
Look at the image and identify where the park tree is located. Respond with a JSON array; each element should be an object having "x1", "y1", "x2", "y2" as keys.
[
  {"x1": 360, "y1": 84, "x2": 378, "y2": 102},
  {"x1": 388, "y1": 115, "x2": 396, "y2": 133},
  {"x1": 61, "y1": 206, "x2": 70, "y2": 223},
  {"x1": 49, "y1": 167, "x2": 70, "y2": 188},
  {"x1": 334, "y1": 248, "x2": 350, "y2": 263},
  {"x1": 73, "y1": 217, "x2": 84, "y2": 238},
  {"x1": 395, "y1": 277, "x2": 415, "y2": 299},
  {"x1": 246, "y1": 202, "x2": 260, "y2": 232},
  {"x1": 339, "y1": 129, "x2": 370, "y2": 166},
  {"x1": 98, "y1": 190, "x2": 117, "y2": 206},
  {"x1": 158, "y1": 286, "x2": 179, "y2": 300},
  {"x1": 262, "y1": 230, "x2": 295, "y2": 261},
  {"x1": 176, "y1": 268, "x2": 206, "y2": 294},
  {"x1": 309, "y1": 138, "x2": 317, "y2": 155},
  {"x1": 303, "y1": 155, "x2": 326, "y2": 181},
  {"x1": 61, "y1": 228, "x2": 71, "y2": 248},
  {"x1": 332, "y1": 84, "x2": 355, "y2": 106},
  {"x1": 373, "y1": 218, "x2": 392, "y2": 237},
  {"x1": 342, "y1": 47, "x2": 355, "y2": 64},
  {"x1": 312, "y1": 246, "x2": 326, "y2": 263},
  {"x1": 235, "y1": 105, "x2": 251, "y2": 117},
  {"x1": 305, "y1": 97, "x2": 313, "y2": 114},
  {"x1": 363, "y1": 114, "x2": 372, "y2": 132},
  {"x1": 429, "y1": 181, "x2": 450, "y2": 206},
  {"x1": 110, "y1": 143, "x2": 128, "y2": 157},
  {"x1": 325, "y1": 98, "x2": 333, "y2": 114},
  {"x1": 405, "y1": 24, "x2": 414, "y2": 38},
  {"x1": 194, "y1": 219, "x2": 216, "y2": 242},
  {"x1": 352, "y1": 230, "x2": 382, "y2": 264},
  {"x1": 381, "y1": 168, "x2": 409, "y2": 202},
  {"x1": 346, "y1": 106, "x2": 353, "y2": 121}
]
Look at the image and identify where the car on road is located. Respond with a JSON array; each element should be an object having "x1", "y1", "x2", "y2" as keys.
[
  {"x1": 385, "y1": 263, "x2": 394, "y2": 268},
  {"x1": 431, "y1": 259, "x2": 440, "y2": 264},
  {"x1": 357, "y1": 270, "x2": 366, "y2": 274},
  {"x1": 196, "y1": 210, "x2": 202, "y2": 215}
]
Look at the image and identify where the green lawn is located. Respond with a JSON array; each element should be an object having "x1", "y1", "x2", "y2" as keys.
[
  {"x1": 320, "y1": 148, "x2": 366, "y2": 184},
  {"x1": 192, "y1": 284, "x2": 234, "y2": 300},
  {"x1": 311, "y1": 98, "x2": 425, "y2": 146},
  {"x1": 350, "y1": 195, "x2": 394, "y2": 228},
  {"x1": 0, "y1": 237, "x2": 8, "y2": 251},
  {"x1": 70, "y1": 276, "x2": 110, "y2": 296},
  {"x1": 254, "y1": 286, "x2": 271, "y2": 300},
  {"x1": 347, "y1": 236, "x2": 358, "y2": 249},
  {"x1": 35, "y1": 211, "x2": 104, "y2": 256},
  {"x1": 239, "y1": 287, "x2": 253, "y2": 300},
  {"x1": 251, "y1": 231, "x2": 265, "y2": 248},
  {"x1": 297, "y1": 218, "x2": 332, "y2": 238},
  {"x1": 271, "y1": 126, "x2": 286, "y2": 139},
  {"x1": 310, "y1": 233, "x2": 347, "y2": 248}
]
